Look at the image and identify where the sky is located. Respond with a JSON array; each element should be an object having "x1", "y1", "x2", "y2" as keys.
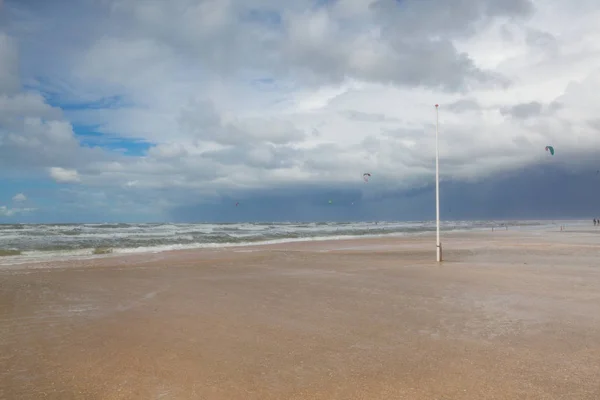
[{"x1": 1, "y1": 0, "x2": 600, "y2": 223}]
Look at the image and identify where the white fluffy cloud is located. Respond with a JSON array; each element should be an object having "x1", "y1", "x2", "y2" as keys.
[
  {"x1": 49, "y1": 167, "x2": 81, "y2": 183},
  {"x1": 1, "y1": 0, "x2": 600, "y2": 218},
  {"x1": 0, "y1": 205, "x2": 35, "y2": 217},
  {"x1": 0, "y1": 206, "x2": 17, "y2": 217},
  {"x1": 12, "y1": 193, "x2": 26, "y2": 202}
]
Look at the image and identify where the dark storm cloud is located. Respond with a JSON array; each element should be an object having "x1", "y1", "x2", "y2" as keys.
[
  {"x1": 369, "y1": 0, "x2": 534, "y2": 37},
  {"x1": 500, "y1": 101, "x2": 543, "y2": 119},
  {"x1": 69, "y1": 0, "x2": 534, "y2": 92},
  {"x1": 446, "y1": 99, "x2": 481, "y2": 113},
  {"x1": 358, "y1": 0, "x2": 532, "y2": 90},
  {"x1": 169, "y1": 156, "x2": 600, "y2": 222}
]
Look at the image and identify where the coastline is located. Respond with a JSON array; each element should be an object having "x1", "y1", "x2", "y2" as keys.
[
  {"x1": 0, "y1": 219, "x2": 594, "y2": 269},
  {"x1": 1, "y1": 230, "x2": 600, "y2": 399}
]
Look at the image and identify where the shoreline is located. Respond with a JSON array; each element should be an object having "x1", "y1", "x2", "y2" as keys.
[
  {"x1": 1, "y1": 220, "x2": 595, "y2": 269},
  {"x1": 2, "y1": 225, "x2": 599, "y2": 272}
]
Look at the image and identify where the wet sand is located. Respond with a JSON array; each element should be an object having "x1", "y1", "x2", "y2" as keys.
[{"x1": 1, "y1": 230, "x2": 600, "y2": 399}]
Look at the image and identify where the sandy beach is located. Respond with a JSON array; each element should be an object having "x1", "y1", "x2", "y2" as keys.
[{"x1": 1, "y1": 229, "x2": 600, "y2": 399}]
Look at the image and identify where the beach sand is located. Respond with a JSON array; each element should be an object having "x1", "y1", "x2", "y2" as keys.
[{"x1": 1, "y1": 230, "x2": 600, "y2": 399}]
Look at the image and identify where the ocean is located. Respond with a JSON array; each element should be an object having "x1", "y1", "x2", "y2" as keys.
[{"x1": 0, "y1": 220, "x2": 577, "y2": 265}]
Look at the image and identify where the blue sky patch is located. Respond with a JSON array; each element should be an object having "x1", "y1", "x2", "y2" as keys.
[
  {"x1": 51, "y1": 95, "x2": 128, "y2": 111},
  {"x1": 73, "y1": 124, "x2": 154, "y2": 156},
  {"x1": 24, "y1": 76, "x2": 129, "y2": 110}
]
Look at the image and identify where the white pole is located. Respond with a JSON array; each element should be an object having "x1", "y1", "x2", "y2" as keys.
[{"x1": 435, "y1": 104, "x2": 442, "y2": 262}]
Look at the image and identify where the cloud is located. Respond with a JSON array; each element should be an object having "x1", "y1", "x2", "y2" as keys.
[
  {"x1": 342, "y1": 110, "x2": 402, "y2": 122},
  {"x1": 0, "y1": 206, "x2": 17, "y2": 217},
  {"x1": 1, "y1": 0, "x2": 600, "y2": 221},
  {"x1": 49, "y1": 167, "x2": 81, "y2": 183},
  {"x1": 0, "y1": 27, "x2": 117, "y2": 182},
  {"x1": 78, "y1": 0, "x2": 526, "y2": 91},
  {"x1": 176, "y1": 98, "x2": 307, "y2": 146},
  {"x1": 500, "y1": 101, "x2": 543, "y2": 119},
  {"x1": 171, "y1": 159, "x2": 600, "y2": 222},
  {"x1": 525, "y1": 29, "x2": 558, "y2": 54},
  {"x1": 446, "y1": 99, "x2": 481, "y2": 113},
  {"x1": 0, "y1": 205, "x2": 35, "y2": 217},
  {"x1": 0, "y1": 33, "x2": 19, "y2": 94},
  {"x1": 12, "y1": 193, "x2": 26, "y2": 202}
]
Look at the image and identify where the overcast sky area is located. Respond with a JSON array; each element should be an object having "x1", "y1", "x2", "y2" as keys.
[{"x1": 1, "y1": 0, "x2": 600, "y2": 223}]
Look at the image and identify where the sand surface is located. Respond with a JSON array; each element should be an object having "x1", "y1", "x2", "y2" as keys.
[{"x1": 1, "y1": 230, "x2": 600, "y2": 399}]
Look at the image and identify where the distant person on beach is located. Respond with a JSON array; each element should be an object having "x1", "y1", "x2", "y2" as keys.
[{"x1": 595, "y1": 219, "x2": 597, "y2": 226}]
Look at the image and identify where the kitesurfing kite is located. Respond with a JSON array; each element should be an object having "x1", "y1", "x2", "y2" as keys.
[
  {"x1": 545, "y1": 145, "x2": 554, "y2": 156},
  {"x1": 235, "y1": 202, "x2": 239, "y2": 207},
  {"x1": 363, "y1": 172, "x2": 371, "y2": 182}
]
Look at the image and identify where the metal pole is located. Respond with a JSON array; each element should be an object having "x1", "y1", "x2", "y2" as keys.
[{"x1": 435, "y1": 104, "x2": 442, "y2": 262}]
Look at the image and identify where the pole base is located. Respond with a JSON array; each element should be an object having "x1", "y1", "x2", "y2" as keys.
[{"x1": 436, "y1": 243, "x2": 443, "y2": 262}]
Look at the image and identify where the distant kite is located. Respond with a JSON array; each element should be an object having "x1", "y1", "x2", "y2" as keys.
[
  {"x1": 545, "y1": 145, "x2": 554, "y2": 156},
  {"x1": 235, "y1": 202, "x2": 239, "y2": 207},
  {"x1": 363, "y1": 172, "x2": 371, "y2": 182}
]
